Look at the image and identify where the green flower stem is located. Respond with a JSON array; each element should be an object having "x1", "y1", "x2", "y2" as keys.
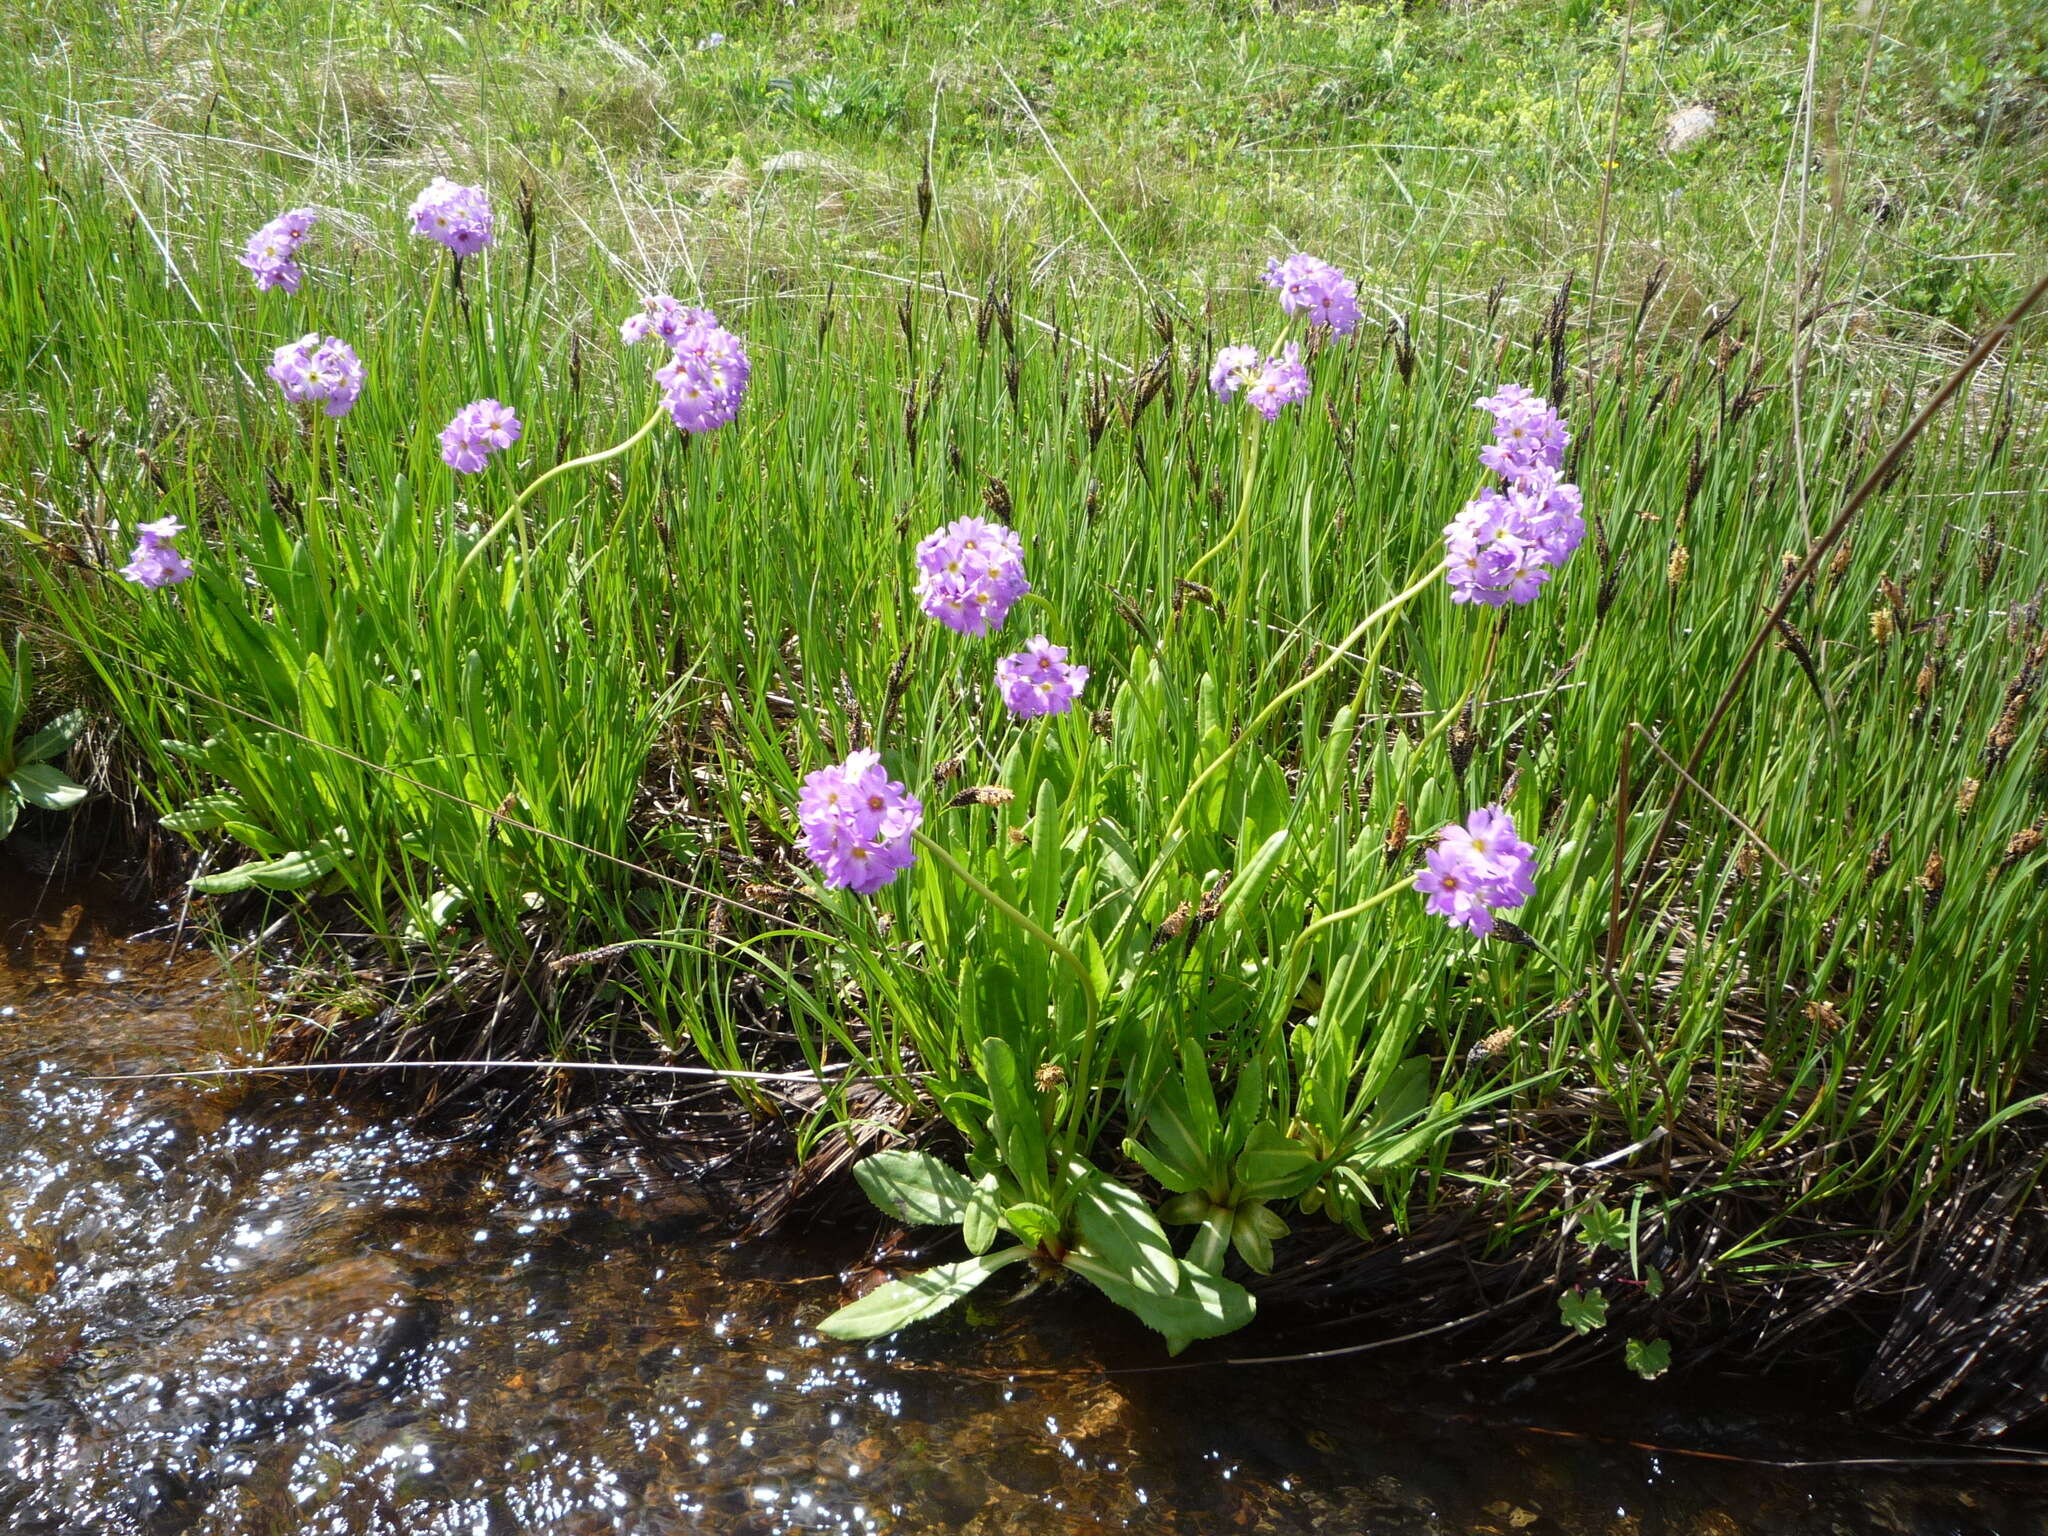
[
  {"x1": 1179, "y1": 412, "x2": 1262, "y2": 592},
  {"x1": 1159, "y1": 557, "x2": 1448, "y2": 853},
  {"x1": 1281, "y1": 873, "x2": 1412, "y2": 1000},
  {"x1": 454, "y1": 401, "x2": 666, "y2": 584}
]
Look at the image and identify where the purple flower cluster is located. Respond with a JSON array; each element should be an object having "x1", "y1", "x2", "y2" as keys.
[
  {"x1": 1413, "y1": 806, "x2": 1536, "y2": 938},
  {"x1": 1210, "y1": 342, "x2": 1311, "y2": 421},
  {"x1": 266, "y1": 333, "x2": 365, "y2": 418},
  {"x1": 1444, "y1": 387, "x2": 1585, "y2": 607},
  {"x1": 914, "y1": 516, "x2": 1030, "y2": 636},
  {"x1": 798, "y1": 750, "x2": 924, "y2": 895},
  {"x1": 239, "y1": 208, "x2": 318, "y2": 293},
  {"x1": 439, "y1": 399, "x2": 522, "y2": 473},
  {"x1": 996, "y1": 637, "x2": 1089, "y2": 718},
  {"x1": 118, "y1": 515, "x2": 193, "y2": 591},
  {"x1": 620, "y1": 294, "x2": 718, "y2": 349},
  {"x1": 407, "y1": 177, "x2": 493, "y2": 256},
  {"x1": 652, "y1": 313, "x2": 751, "y2": 434},
  {"x1": 1262, "y1": 253, "x2": 1360, "y2": 335}
]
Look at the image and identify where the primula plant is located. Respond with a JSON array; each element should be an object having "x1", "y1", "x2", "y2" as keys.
[{"x1": 775, "y1": 256, "x2": 1573, "y2": 1349}]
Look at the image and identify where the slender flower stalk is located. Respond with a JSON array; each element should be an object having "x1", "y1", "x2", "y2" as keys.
[
  {"x1": 1159, "y1": 558, "x2": 1448, "y2": 852},
  {"x1": 453, "y1": 404, "x2": 667, "y2": 582}
]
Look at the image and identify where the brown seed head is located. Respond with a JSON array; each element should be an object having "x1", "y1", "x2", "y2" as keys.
[
  {"x1": 1383, "y1": 802, "x2": 1412, "y2": 864},
  {"x1": 1666, "y1": 544, "x2": 1689, "y2": 589},
  {"x1": 1918, "y1": 846, "x2": 1946, "y2": 908},
  {"x1": 1804, "y1": 1000, "x2": 1846, "y2": 1034}
]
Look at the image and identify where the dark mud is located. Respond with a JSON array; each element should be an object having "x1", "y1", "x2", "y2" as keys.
[{"x1": 2, "y1": 865, "x2": 2044, "y2": 1535}]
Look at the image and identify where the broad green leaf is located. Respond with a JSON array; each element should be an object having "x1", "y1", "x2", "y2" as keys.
[
  {"x1": 1218, "y1": 826, "x2": 1289, "y2": 935},
  {"x1": 1558, "y1": 1287, "x2": 1608, "y2": 1335},
  {"x1": 16, "y1": 709, "x2": 85, "y2": 765},
  {"x1": 1575, "y1": 1202, "x2": 1629, "y2": 1255},
  {"x1": 1185, "y1": 1207, "x2": 1233, "y2": 1274},
  {"x1": 817, "y1": 1247, "x2": 1029, "y2": 1340},
  {"x1": 1122, "y1": 1136, "x2": 1200, "y2": 1195},
  {"x1": 852, "y1": 1149, "x2": 976, "y2": 1227},
  {"x1": 1232, "y1": 1122, "x2": 1322, "y2": 1203},
  {"x1": 1642, "y1": 1266, "x2": 1666, "y2": 1299},
  {"x1": 160, "y1": 793, "x2": 249, "y2": 833},
  {"x1": 10, "y1": 762, "x2": 87, "y2": 811},
  {"x1": 1066, "y1": 1156, "x2": 1180, "y2": 1298},
  {"x1": 1000, "y1": 1201, "x2": 1062, "y2": 1249},
  {"x1": 1625, "y1": 1337, "x2": 1672, "y2": 1380},
  {"x1": 0, "y1": 789, "x2": 18, "y2": 840},
  {"x1": 1065, "y1": 1248, "x2": 1256, "y2": 1355},
  {"x1": 191, "y1": 841, "x2": 339, "y2": 894},
  {"x1": 979, "y1": 1038, "x2": 1047, "y2": 1197},
  {"x1": 1230, "y1": 1208, "x2": 1275, "y2": 1274},
  {"x1": 962, "y1": 1173, "x2": 1000, "y2": 1255}
]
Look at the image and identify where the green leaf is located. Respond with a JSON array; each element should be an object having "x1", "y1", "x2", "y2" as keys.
[
  {"x1": 1230, "y1": 1208, "x2": 1276, "y2": 1274},
  {"x1": 1185, "y1": 1207, "x2": 1233, "y2": 1275},
  {"x1": 1625, "y1": 1337, "x2": 1672, "y2": 1380},
  {"x1": 1000, "y1": 1201, "x2": 1062, "y2": 1249},
  {"x1": 1559, "y1": 1287, "x2": 1609, "y2": 1335},
  {"x1": 10, "y1": 762, "x2": 87, "y2": 811},
  {"x1": 16, "y1": 709, "x2": 84, "y2": 765},
  {"x1": 0, "y1": 789, "x2": 18, "y2": 840},
  {"x1": 1218, "y1": 826, "x2": 1289, "y2": 935},
  {"x1": 1066, "y1": 1157, "x2": 1180, "y2": 1299},
  {"x1": 979, "y1": 1038, "x2": 1048, "y2": 1198},
  {"x1": 1576, "y1": 1202, "x2": 1629, "y2": 1255},
  {"x1": 1122, "y1": 1136, "x2": 1200, "y2": 1195},
  {"x1": 191, "y1": 841, "x2": 339, "y2": 893},
  {"x1": 1065, "y1": 1248, "x2": 1256, "y2": 1355},
  {"x1": 852, "y1": 1150, "x2": 976, "y2": 1226},
  {"x1": 1156, "y1": 1191, "x2": 1212, "y2": 1225},
  {"x1": 159, "y1": 793, "x2": 250, "y2": 833},
  {"x1": 817, "y1": 1247, "x2": 1030, "y2": 1340},
  {"x1": 1231, "y1": 1122, "x2": 1323, "y2": 1203},
  {"x1": 1642, "y1": 1265, "x2": 1666, "y2": 1300},
  {"x1": 962, "y1": 1174, "x2": 1000, "y2": 1255}
]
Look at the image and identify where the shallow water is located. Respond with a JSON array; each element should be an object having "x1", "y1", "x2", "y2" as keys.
[{"x1": 2, "y1": 868, "x2": 2044, "y2": 1535}]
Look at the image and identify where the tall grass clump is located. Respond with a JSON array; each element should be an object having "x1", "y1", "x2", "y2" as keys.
[{"x1": 4, "y1": 18, "x2": 2047, "y2": 1398}]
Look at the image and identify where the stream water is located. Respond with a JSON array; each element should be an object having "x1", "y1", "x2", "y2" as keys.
[{"x1": 2, "y1": 864, "x2": 2043, "y2": 1535}]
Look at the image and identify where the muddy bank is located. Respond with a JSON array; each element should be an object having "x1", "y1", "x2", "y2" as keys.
[{"x1": 1, "y1": 869, "x2": 2045, "y2": 1534}]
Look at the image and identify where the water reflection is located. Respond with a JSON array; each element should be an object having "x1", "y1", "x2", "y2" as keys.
[{"x1": 1, "y1": 871, "x2": 2042, "y2": 1534}]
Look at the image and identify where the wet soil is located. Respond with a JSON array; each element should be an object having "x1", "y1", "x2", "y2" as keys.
[{"x1": 2, "y1": 862, "x2": 2044, "y2": 1534}]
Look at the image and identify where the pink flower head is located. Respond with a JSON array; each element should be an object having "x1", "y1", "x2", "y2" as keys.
[
  {"x1": 620, "y1": 294, "x2": 719, "y2": 348},
  {"x1": 995, "y1": 637, "x2": 1089, "y2": 718},
  {"x1": 239, "y1": 207, "x2": 319, "y2": 293},
  {"x1": 266, "y1": 333, "x2": 364, "y2": 418},
  {"x1": 797, "y1": 750, "x2": 924, "y2": 896},
  {"x1": 913, "y1": 516, "x2": 1030, "y2": 637},
  {"x1": 118, "y1": 514, "x2": 193, "y2": 590},
  {"x1": 1446, "y1": 388, "x2": 1584, "y2": 605},
  {"x1": 1244, "y1": 343, "x2": 1311, "y2": 420},
  {"x1": 439, "y1": 398, "x2": 523, "y2": 473},
  {"x1": 1210, "y1": 345, "x2": 1262, "y2": 402},
  {"x1": 1414, "y1": 806, "x2": 1537, "y2": 937},
  {"x1": 653, "y1": 316, "x2": 750, "y2": 434},
  {"x1": 1261, "y1": 253, "x2": 1360, "y2": 335},
  {"x1": 407, "y1": 177, "x2": 493, "y2": 256}
]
